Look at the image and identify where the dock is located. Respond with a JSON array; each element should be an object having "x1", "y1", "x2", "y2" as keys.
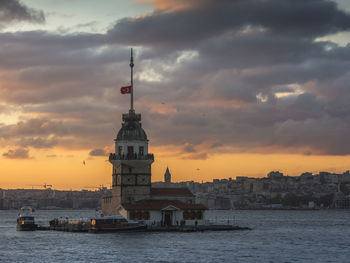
[
  {"x1": 47, "y1": 218, "x2": 90, "y2": 232},
  {"x1": 145, "y1": 225, "x2": 251, "y2": 232},
  {"x1": 35, "y1": 219, "x2": 250, "y2": 233}
]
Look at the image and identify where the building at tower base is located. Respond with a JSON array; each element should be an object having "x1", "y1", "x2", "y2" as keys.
[{"x1": 101, "y1": 109, "x2": 206, "y2": 226}]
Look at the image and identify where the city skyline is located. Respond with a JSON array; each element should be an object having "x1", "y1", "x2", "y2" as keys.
[{"x1": 1, "y1": 0, "x2": 350, "y2": 189}]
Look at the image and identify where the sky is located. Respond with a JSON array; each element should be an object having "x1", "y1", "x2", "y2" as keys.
[{"x1": 1, "y1": 0, "x2": 350, "y2": 189}]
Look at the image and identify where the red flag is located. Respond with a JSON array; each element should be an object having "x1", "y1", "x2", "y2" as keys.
[{"x1": 120, "y1": 85, "x2": 131, "y2": 94}]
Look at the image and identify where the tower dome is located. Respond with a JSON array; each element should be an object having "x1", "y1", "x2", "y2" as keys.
[{"x1": 116, "y1": 110, "x2": 148, "y2": 141}]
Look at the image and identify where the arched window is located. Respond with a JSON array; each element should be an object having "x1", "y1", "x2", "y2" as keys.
[
  {"x1": 183, "y1": 211, "x2": 189, "y2": 220},
  {"x1": 190, "y1": 211, "x2": 196, "y2": 220},
  {"x1": 142, "y1": 211, "x2": 149, "y2": 220},
  {"x1": 196, "y1": 211, "x2": 202, "y2": 219},
  {"x1": 127, "y1": 146, "x2": 134, "y2": 157}
]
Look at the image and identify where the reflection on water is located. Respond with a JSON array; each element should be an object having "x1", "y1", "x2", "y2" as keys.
[{"x1": 0, "y1": 210, "x2": 349, "y2": 263}]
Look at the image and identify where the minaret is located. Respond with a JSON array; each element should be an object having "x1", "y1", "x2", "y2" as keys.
[
  {"x1": 164, "y1": 166, "x2": 171, "y2": 184},
  {"x1": 130, "y1": 48, "x2": 134, "y2": 112},
  {"x1": 104, "y1": 49, "x2": 154, "y2": 216}
]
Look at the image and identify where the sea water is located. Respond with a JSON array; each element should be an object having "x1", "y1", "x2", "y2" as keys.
[{"x1": 0, "y1": 209, "x2": 349, "y2": 263}]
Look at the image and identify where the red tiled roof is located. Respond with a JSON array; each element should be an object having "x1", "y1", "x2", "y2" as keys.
[
  {"x1": 122, "y1": 200, "x2": 207, "y2": 211},
  {"x1": 151, "y1": 187, "x2": 194, "y2": 197}
]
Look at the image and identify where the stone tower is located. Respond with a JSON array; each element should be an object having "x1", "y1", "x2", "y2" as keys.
[
  {"x1": 164, "y1": 166, "x2": 171, "y2": 183},
  {"x1": 105, "y1": 49, "x2": 154, "y2": 215},
  {"x1": 109, "y1": 110, "x2": 154, "y2": 206}
]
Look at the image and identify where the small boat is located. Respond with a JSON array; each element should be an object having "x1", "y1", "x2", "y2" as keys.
[
  {"x1": 90, "y1": 214, "x2": 147, "y2": 233},
  {"x1": 16, "y1": 206, "x2": 37, "y2": 231}
]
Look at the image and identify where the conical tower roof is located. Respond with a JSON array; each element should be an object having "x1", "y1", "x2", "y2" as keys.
[{"x1": 164, "y1": 166, "x2": 171, "y2": 183}]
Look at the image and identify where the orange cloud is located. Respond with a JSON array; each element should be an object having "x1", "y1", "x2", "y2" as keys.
[
  {"x1": 139, "y1": 0, "x2": 196, "y2": 11},
  {"x1": 1, "y1": 144, "x2": 350, "y2": 189},
  {"x1": 149, "y1": 104, "x2": 177, "y2": 115},
  {"x1": 181, "y1": 151, "x2": 208, "y2": 160},
  {"x1": 3, "y1": 148, "x2": 32, "y2": 159}
]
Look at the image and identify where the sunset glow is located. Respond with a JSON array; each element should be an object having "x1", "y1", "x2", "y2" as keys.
[{"x1": 1, "y1": 0, "x2": 350, "y2": 189}]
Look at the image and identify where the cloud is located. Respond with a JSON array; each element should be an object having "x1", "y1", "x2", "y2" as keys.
[
  {"x1": 89, "y1": 148, "x2": 106, "y2": 156},
  {"x1": 0, "y1": 0, "x2": 45, "y2": 29},
  {"x1": 0, "y1": 116, "x2": 114, "y2": 150},
  {"x1": 139, "y1": 0, "x2": 196, "y2": 10},
  {"x1": 0, "y1": 0, "x2": 349, "y2": 157},
  {"x1": 270, "y1": 114, "x2": 350, "y2": 155},
  {"x1": 109, "y1": 0, "x2": 350, "y2": 47},
  {"x1": 182, "y1": 143, "x2": 196, "y2": 153},
  {"x1": 3, "y1": 148, "x2": 31, "y2": 159},
  {"x1": 182, "y1": 152, "x2": 208, "y2": 160}
]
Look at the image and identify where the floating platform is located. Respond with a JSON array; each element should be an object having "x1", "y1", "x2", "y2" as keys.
[
  {"x1": 145, "y1": 225, "x2": 251, "y2": 232},
  {"x1": 35, "y1": 220, "x2": 250, "y2": 233},
  {"x1": 36, "y1": 226, "x2": 50, "y2": 231},
  {"x1": 48, "y1": 219, "x2": 90, "y2": 232}
]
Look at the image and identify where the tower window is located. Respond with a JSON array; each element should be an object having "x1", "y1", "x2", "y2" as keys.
[
  {"x1": 139, "y1": 146, "x2": 144, "y2": 156},
  {"x1": 127, "y1": 146, "x2": 134, "y2": 157},
  {"x1": 118, "y1": 146, "x2": 123, "y2": 155}
]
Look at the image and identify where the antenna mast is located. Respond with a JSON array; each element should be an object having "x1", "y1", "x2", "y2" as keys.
[{"x1": 130, "y1": 48, "x2": 134, "y2": 111}]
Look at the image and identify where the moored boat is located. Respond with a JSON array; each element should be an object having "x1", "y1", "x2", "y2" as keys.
[
  {"x1": 16, "y1": 206, "x2": 37, "y2": 231},
  {"x1": 90, "y1": 214, "x2": 147, "y2": 233}
]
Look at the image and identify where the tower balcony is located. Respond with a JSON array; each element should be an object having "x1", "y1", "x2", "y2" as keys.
[
  {"x1": 109, "y1": 153, "x2": 154, "y2": 162},
  {"x1": 122, "y1": 112, "x2": 141, "y2": 122},
  {"x1": 109, "y1": 153, "x2": 154, "y2": 168}
]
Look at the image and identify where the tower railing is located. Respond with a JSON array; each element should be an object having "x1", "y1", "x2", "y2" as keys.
[
  {"x1": 109, "y1": 153, "x2": 154, "y2": 161},
  {"x1": 122, "y1": 113, "x2": 141, "y2": 122}
]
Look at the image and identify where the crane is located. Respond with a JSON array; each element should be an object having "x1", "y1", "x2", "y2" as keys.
[
  {"x1": 27, "y1": 183, "x2": 52, "y2": 189},
  {"x1": 43, "y1": 183, "x2": 52, "y2": 189},
  {"x1": 83, "y1": 184, "x2": 110, "y2": 191}
]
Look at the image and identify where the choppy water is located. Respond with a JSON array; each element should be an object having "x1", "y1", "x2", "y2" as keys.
[{"x1": 0, "y1": 209, "x2": 349, "y2": 263}]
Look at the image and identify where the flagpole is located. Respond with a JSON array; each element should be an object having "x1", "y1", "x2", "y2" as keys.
[{"x1": 130, "y1": 48, "x2": 134, "y2": 111}]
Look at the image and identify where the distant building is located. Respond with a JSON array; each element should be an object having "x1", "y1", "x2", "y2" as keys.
[
  {"x1": 164, "y1": 167, "x2": 172, "y2": 183},
  {"x1": 333, "y1": 191, "x2": 350, "y2": 208},
  {"x1": 267, "y1": 171, "x2": 284, "y2": 180}
]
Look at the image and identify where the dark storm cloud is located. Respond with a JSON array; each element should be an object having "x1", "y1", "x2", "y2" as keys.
[
  {"x1": 0, "y1": 0, "x2": 45, "y2": 28},
  {"x1": 0, "y1": 45, "x2": 132, "y2": 105},
  {"x1": 142, "y1": 88, "x2": 350, "y2": 156},
  {"x1": 182, "y1": 143, "x2": 197, "y2": 153},
  {"x1": 272, "y1": 116, "x2": 350, "y2": 155},
  {"x1": 182, "y1": 152, "x2": 208, "y2": 160},
  {"x1": 19, "y1": 137, "x2": 58, "y2": 149},
  {"x1": 0, "y1": 0, "x2": 349, "y2": 156},
  {"x1": 196, "y1": 34, "x2": 328, "y2": 69},
  {"x1": 0, "y1": 116, "x2": 115, "y2": 150},
  {"x1": 108, "y1": 0, "x2": 350, "y2": 47},
  {"x1": 179, "y1": 142, "x2": 208, "y2": 159},
  {"x1": 1, "y1": 66, "x2": 114, "y2": 104},
  {"x1": 0, "y1": 31, "x2": 108, "y2": 69},
  {"x1": 2, "y1": 148, "x2": 31, "y2": 159},
  {"x1": 89, "y1": 149, "x2": 106, "y2": 156},
  {"x1": 0, "y1": 119, "x2": 64, "y2": 149},
  {"x1": 0, "y1": 118, "x2": 66, "y2": 137}
]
